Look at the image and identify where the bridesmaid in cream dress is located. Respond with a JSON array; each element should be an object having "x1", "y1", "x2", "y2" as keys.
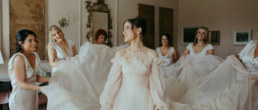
[
  {"x1": 47, "y1": 25, "x2": 77, "y2": 68},
  {"x1": 8, "y1": 29, "x2": 49, "y2": 110},
  {"x1": 178, "y1": 26, "x2": 220, "y2": 89},
  {"x1": 99, "y1": 16, "x2": 168, "y2": 110},
  {"x1": 156, "y1": 33, "x2": 178, "y2": 78}
]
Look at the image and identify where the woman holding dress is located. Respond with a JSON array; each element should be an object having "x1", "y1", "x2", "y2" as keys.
[
  {"x1": 47, "y1": 25, "x2": 77, "y2": 67},
  {"x1": 164, "y1": 27, "x2": 222, "y2": 103},
  {"x1": 169, "y1": 40, "x2": 258, "y2": 110},
  {"x1": 156, "y1": 33, "x2": 178, "y2": 78},
  {"x1": 177, "y1": 26, "x2": 220, "y2": 89},
  {"x1": 99, "y1": 16, "x2": 168, "y2": 110},
  {"x1": 8, "y1": 29, "x2": 49, "y2": 110}
]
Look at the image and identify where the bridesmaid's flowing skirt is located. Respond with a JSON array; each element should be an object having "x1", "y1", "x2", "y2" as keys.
[
  {"x1": 165, "y1": 55, "x2": 258, "y2": 110},
  {"x1": 41, "y1": 42, "x2": 120, "y2": 110}
]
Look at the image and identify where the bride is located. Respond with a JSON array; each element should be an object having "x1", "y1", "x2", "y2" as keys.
[
  {"x1": 164, "y1": 27, "x2": 222, "y2": 104},
  {"x1": 100, "y1": 16, "x2": 168, "y2": 110}
]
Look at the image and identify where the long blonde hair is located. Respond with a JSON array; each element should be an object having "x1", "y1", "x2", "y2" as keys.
[
  {"x1": 193, "y1": 26, "x2": 209, "y2": 46},
  {"x1": 47, "y1": 25, "x2": 66, "y2": 48}
]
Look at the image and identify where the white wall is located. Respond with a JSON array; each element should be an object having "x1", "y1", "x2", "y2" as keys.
[
  {"x1": 177, "y1": 0, "x2": 258, "y2": 58},
  {"x1": 47, "y1": 0, "x2": 81, "y2": 50},
  {"x1": 0, "y1": 0, "x2": 10, "y2": 75}
]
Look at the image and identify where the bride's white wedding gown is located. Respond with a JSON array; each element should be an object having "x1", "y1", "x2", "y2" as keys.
[
  {"x1": 100, "y1": 47, "x2": 168, "y2": 110},
  {"x1": 41, "y1": 42, "x2": 123, "y2": 110}
]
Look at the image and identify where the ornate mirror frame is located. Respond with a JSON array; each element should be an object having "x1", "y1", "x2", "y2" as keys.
[{"x1": 85, "y1": 0, "x2": 112, "y2": 46}]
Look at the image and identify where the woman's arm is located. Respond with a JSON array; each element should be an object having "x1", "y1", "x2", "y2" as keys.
[
  {"x1": 72, "y1": 45, "x2": 77, "y2": 56},
  {"x1": 173, "y1": 48, "x2": 179, "y2": 62},
  {"x1": 206, "y1": 49, "x2": 214, "y2": 55},
  {"x1": 235, "y1": 54, "x2": 242, "y2": 62},
  {"x1": 37, "y1": 75, "x2": 49, "y2": 83},
  {"x1": 182, "y1": 49, "x2": 190, "y2": 58},
  {"x1": 249, "y1": 76, "x2": 258, "y2": 81},
  {"x1": 48, "y1": 46, "x2": 58, "y2": 67},
  {"x1": 13, "y1": 56, "x2": 40, "y2": 91}
]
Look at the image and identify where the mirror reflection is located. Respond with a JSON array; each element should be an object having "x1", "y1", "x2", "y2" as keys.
[
  {"x1": 95, "y1": 29, "x2": 108, "y2": 45},
  {"x1": 86, "y1": 0, "x2": 112, "y2": 46}
]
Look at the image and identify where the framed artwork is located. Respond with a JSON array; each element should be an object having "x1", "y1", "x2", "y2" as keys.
[
  {"x1": 233, "y1": 30, "x2": 251, "y2": 45},
  {"x1": 10, "y1": 0, "x2": 47, "y2": 59},
  {"x1": 182, "y1": 27, "x2": 199, "y2": 45},
  {"x1": 208, "y1": 31, "x2": 220, "y2": 45}
]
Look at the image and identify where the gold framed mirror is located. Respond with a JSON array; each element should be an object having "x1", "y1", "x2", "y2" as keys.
[{"x1": 85, "y1": 0, "x2": 112, "y2": 46}]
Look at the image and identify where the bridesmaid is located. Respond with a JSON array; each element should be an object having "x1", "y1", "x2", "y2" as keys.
[
  {"x1": 47, "y1": 25, "x2": 77, "y2": 67},
  {"x1": 156, "y1": 33, "x2": 178, "y2": 65},
  {"x1": 156, "y1": 33, "x2": 178, "y2": 78},
  {"x1": 8, "y1": 29, "x2": 49, "y2": 110},
  {"x1": 95, "y1": 29, "x2": 107, "y2": 45},
  {"x1": 182, "y1": 26, "x2": 214, "y2": 57},
  {"x1": 100, "y1": 16, "x2": 168, "y2": 110}
]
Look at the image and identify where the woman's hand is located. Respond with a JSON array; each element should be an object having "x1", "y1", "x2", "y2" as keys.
[
  {"x1": 206, "y1": 49, "x2": 214, "y2": 55},
  {"x1": 249, "y1": 75, "x2": 258, "y2": 81},
  {"x1": 182, "y1": 49, "x2": 190, "y2": 58}
]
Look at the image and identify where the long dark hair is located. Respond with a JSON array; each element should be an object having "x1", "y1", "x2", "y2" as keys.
[
  {"x1": 124, "y1": 16, "x2": 147, "y2": 37},
  {"x1": 15, "y1": 29, "x2": 37, "y2": 53},
  {"x1": 160, "y1": 33, "x2": 172, "y2": 46},
  {"x1": 95, "y1": 29, "x2": 107, "y2": 41},
  {"x1": 193, "y1": 26, "x2": 209, "y2": 46}
]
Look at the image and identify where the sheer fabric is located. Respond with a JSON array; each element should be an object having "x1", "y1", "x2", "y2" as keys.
[
  {"x1": 41, "y1": 42, "x2": 125, "y2": 110},
  {"x1": 177, "y1": 43, "x2": 220, "y2": 91},
  {"x1": 167, "y1": 41, "x2": 258, "y2": 110}
]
